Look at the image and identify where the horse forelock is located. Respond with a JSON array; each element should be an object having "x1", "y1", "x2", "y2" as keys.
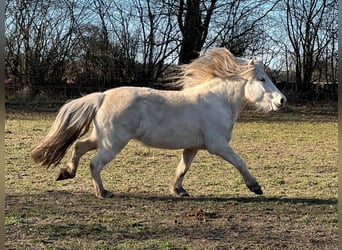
[{"x1": 176, "y1": 48, "x2": 252, "y2": 89}]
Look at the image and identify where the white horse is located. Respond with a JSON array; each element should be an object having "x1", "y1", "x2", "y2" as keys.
[{"x1": 32, "y1": 48, "x2": 286, "y2": 198}]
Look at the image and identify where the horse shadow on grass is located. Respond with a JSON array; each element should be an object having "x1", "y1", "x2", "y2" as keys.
[
  {"x1": 113, "y1": 193, "x2": 338, "y2": 206},
  {"x1": 6, "y1": 190, "x2": 336, "y2": 206}
]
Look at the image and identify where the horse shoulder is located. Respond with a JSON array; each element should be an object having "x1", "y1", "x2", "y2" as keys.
[{"x1": 192, "y1": 92, "x2": 235, "y2": 141}]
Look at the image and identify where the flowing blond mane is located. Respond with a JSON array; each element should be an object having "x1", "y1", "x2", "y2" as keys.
[{"x1": 175, "y1": 47, "x2": 252, "y2": 89}]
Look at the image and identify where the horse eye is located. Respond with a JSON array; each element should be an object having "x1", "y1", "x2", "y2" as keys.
[{"x1": 259, "y1": 78, "x2": 266, "y2": 82}]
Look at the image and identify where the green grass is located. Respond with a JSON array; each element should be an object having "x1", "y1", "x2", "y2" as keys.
[{"x1": 5, "y1": 106, "x2": 337, "y2": 249}]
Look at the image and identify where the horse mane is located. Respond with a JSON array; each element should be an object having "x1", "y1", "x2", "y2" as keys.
[{"x1": 174, "y1": 47, "x2": 252, "y2": 89}]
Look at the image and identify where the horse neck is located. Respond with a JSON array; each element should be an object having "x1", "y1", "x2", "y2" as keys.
[
  {"x1": 222, "y1": 78, "x2": 248, "y2": 121},
  {"x1": 183, "y1": 78, "x2": 247, "y2": 121}
]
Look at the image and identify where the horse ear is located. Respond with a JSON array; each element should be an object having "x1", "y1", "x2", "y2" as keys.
[{"x1": 248, "y1": 60, "x2": 254, "y2": 66}]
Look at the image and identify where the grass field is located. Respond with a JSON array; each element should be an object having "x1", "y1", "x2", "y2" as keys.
[{"x1": 5, "y1": 106, "x2": 337, "y2": 249}]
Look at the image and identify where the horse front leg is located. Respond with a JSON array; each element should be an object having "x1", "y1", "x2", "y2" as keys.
[
  {"x1": 57, "y1": 130, "x2": 97, "y2": 181},
  {"x1": 208, "y1": 143, "x2": 263, "y2": 195},
  {"x1": 171, "y1": 149, "x2": 198, "y2": 197}
]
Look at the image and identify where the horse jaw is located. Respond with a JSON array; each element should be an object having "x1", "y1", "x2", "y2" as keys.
[{"x1": 254, "y1": 97, "x2": 284, "y2": 113}]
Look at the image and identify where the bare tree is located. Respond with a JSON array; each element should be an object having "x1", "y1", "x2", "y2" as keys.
[
  {"x1": 177, "y1": 0, "x2": 217, "y2": 64},
  {"x1": 132, "y1": 0, "x2": 180, "y2": 82},
  {"x1": 88, "y1": 0, "x2": 180, "y2": 85},
  {"x1": 282, "y1": 0, "x2": 337, "y2": 99},
  {"x1": 5, "y1": 0, "x2": 83, "y2": 96},
  {"x1": 208, "y1": 0, "x2": 280, "y2": 57}
]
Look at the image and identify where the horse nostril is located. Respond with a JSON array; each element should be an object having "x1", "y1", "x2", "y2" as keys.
[{"x1": 280, "y1": 97, "x2": 286, "y2": 107}]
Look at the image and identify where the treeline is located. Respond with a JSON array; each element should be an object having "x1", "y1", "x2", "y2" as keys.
[{"x1": 5, "y1": 0, "x2": 338, "y2": 102}]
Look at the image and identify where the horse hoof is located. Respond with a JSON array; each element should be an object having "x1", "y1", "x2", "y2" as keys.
[
  {"x1": 105, "y1": 191, "x2": 115, "y2": 198},
  {"x1": 253, "y1": 188, "x2": 263, "y2": 195},
  {"x1": 247, "y1": 182, "x2": 263, "y2": 195},
  {"x1": 98, "y1": 190, "x2": 115, "y2": 198},
  {"x1": 172, "y1": 187, "x2": 190, "y2": 197},
  {"x1": 56, "y1": 171, "x2": 74, "y2": 181},
  {"x1": 180, "y1": 191, "x2": 190, "y2": 197}
]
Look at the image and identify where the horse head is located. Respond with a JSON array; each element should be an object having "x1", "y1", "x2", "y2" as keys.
[{"x1": 243, "y1": 60, "x2": 286, "y2": 112}]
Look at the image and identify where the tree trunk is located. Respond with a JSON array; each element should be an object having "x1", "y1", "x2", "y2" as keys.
[{"x1": 178, "y1": 0, "x2": 216, "y2": 64}]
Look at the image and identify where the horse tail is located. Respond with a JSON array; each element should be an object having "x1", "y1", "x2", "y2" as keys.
[{"x1": 31, "y1": 92, "x2": 105, "y2": 168}]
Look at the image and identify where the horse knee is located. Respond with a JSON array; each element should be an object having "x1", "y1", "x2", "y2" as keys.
[
  {"x1": 90, "y1": 150, "x2": 116, "y2": 174},
  {"x1": 90, "y1": 159, "x2": 102, "y2": 174}
]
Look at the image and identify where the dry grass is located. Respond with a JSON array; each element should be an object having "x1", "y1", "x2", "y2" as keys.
[{"x1": 5, "y1": 106, "x2": 337, "y2": 249}]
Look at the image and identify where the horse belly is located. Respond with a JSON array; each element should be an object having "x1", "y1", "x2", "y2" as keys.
[
  {"x1": 138, "y1": 128, "x2": 204, "y2": 149},
  {"x1": 136, "y1": 112, "x2": 204, "y2": 149},
  {"x1": 138, "y1": 130, "x2": 203, "y2": 149}
]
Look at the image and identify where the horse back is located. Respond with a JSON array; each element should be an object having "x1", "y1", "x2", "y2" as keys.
[{"x1": 96, "y1": 87, "x2": 204, "y2": 149}]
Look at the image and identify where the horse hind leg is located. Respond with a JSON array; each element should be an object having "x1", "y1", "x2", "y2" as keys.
[
  {"x1": 90, "y1": 141, "x2": 128, "y2": 198},
  {"x1": 57, "y1": 130, "x2": 97, "y2": 181},
  {"x1": 171, "y1": 149, "x2": 197, "y2": 197}
]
